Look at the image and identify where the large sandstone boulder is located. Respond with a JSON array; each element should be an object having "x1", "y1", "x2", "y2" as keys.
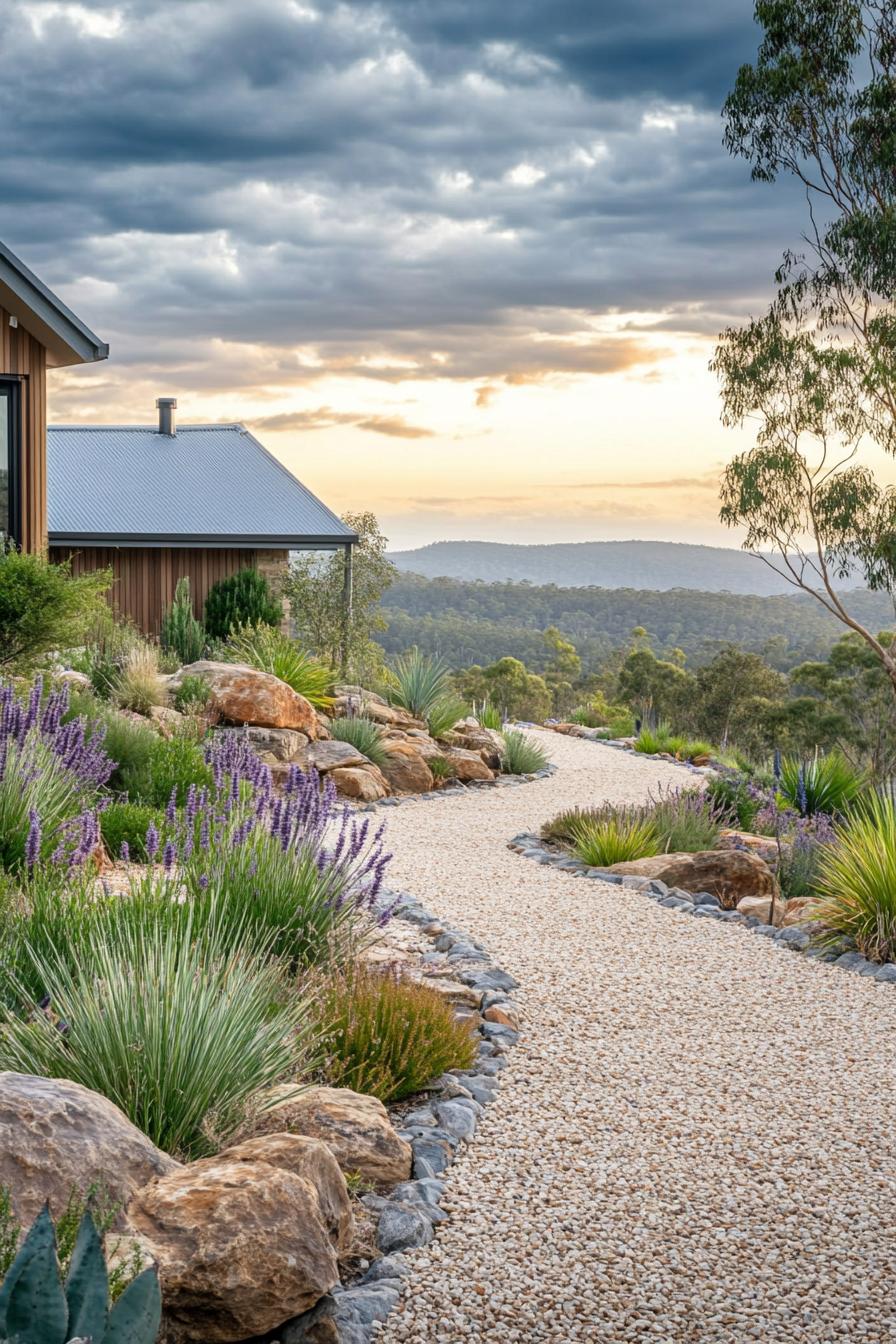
[
  {"x1": 249, "y1": 1087, "x2": 412, "y2": 1188},
  {"x1": 379, "y1": 742, "x2": 434, "y2": 794},
  {"x1": 127, "y1": 1136, "x2": 351, "y2": 1342},
  {"x1": 443, "y1": 747, "x2": 495, "y2": 783},
  {"x1": 444, "y1": 726, "x2": 503, "y2": 767},
  {"x1": 177, "y1": 662, "x2": 318, "y2": 736},
  {"x1": 307, "y1": 739, "x2": 371, "y2": 772},
  {"x1": 329, "y1": 765, "x2": 390, "y2": 801},
  {"x1": 609, "y1": 849, "x2": 775, "y2": 909},
  {"x1": 241, "y1": 726, "x2": 310, "y2": 762},
  {"x1": 0, "y1": 1073, "x2": 180, "y2": 1227},
  {"x1": 717, "y1": 829, "x2": 780, "y2": 867}
]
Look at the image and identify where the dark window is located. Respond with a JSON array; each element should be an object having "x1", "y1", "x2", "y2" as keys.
[{"x1": 0, "y1": 380, "x2": 20, "y2": 544}]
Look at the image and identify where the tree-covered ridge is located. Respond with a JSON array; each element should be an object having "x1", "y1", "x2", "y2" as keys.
[
  {"x1": 377, "y1": 574, "x2": 895, "y2": 672},
  {"x1": 386, "y1": 539, "x2": 864, "y2": 594}
]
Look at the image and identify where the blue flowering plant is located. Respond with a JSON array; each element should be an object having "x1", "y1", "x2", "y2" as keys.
[{"x1": 0, "y1": 677, "x2": 112, "y2": 872}]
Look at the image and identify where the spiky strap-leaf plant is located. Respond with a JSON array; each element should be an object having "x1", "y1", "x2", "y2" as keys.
[{"x1": 0, "y1": 1207, "x2": 160, "y2": 1344}]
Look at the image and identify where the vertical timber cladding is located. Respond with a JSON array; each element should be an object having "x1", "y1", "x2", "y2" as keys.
[
  {"x1": 47, "y1": 546, "x2": 283, "y2": 636},
  {"x1": 0, "y1": 303, "x2": 47, "y2": 553}
]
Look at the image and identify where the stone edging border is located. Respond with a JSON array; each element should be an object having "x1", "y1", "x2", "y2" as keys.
[
  {"x1": 268, "y1": 887, "x2": 521, "y2": 1343},
  {"x1": 507, "y1": 831, "x2": 896, "y2": 987},
  {"x1": 357, "y1": 762, "x2": 557, "y2": 812}
]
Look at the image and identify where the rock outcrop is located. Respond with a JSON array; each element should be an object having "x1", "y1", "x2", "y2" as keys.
[
  {"x1": 127, "y1": 1136, "x2": 351, "y2": 1342},
  {"x1": 175, "y1": 662, "x2": 319, "y2": 736},
  {"x1": 249, "y1": 1086, "x2": 413, "y2": 1188},
  {"x1": 379, "y1": 742, "x2": 435, "y2": 794},
  {"x1": 609, "y1": 849, "x2": 775, "y2": 909},
  {"x1": 0, "y1": 1072, "x2": 180, "y2": 1227}
]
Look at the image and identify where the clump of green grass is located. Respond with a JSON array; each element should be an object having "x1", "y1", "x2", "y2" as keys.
[
  {"x1": 226, "y1": 624, "x2": 335, "y2": 709},
  {"x1": 318, "y1": 965, "x2": 478, "y2": 1103},
  {"x1": 779, "y1": 751, "x2": 867, "y2": 817},
  {"x1": 477, "y1": 701, "x2": 503, "y2": 730},
  {"x1": 428, "y1": 755, "x2": 456, "y2": 781},
  {"x1": 569, "y1": 812, "x2": 659, "y2": 867},
  {"x1": 813, "y1": 793, "x2": 896, "y2": 961},
  {"x1": 113, "y1": 644, "x2": 165, "y2": 715},
  {"x1": 500, "y1": 729, "x2": 549, "y2": 775},
  {"x1": 329, "y1": 714, "x2": 389, "y2": 767},
  {"x1": 0, "y1": 917, "x2": 310, "y2": 1159},
  {"x1": 388, "y1": 648, "x2": 453, "y2": 720},
  {"x1": 427, "y1": 695, "x2": 469, "y2": 740}
]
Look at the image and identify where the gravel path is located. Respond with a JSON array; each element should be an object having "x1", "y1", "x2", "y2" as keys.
[{"x1": 377, "y1": 730, "x2": 896, "y2": 1343}]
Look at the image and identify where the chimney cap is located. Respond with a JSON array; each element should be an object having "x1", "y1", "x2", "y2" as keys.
[{"x1": 155, "y1": 397, "x2": 177, "y2": 436}]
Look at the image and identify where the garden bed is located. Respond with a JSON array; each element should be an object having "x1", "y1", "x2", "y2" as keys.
[{"x1": 508, "y1": 831, "x2": 896, "y2": 985}]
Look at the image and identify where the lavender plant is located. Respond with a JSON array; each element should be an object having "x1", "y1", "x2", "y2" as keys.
[
  {"x1": 117, "y1": 732, "x2": 394, "y2": 969},
  {"x1": 0, "y1": 678, "x2": 112, "y2": 871}
]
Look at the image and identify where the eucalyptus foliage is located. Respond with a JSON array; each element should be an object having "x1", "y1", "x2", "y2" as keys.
[{"x1": 716, "y1": 0, "x2": 896, "y2": 692}]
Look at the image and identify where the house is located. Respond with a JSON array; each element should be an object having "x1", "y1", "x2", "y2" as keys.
[
  {"x1": 1, "y1": 239, "x2": 356, "y2": 635},
  {"x1": 48, "y1": 402, "x2": 357, "y2": 634},
  {"x1": 0, "y1": 240, "x2": 108, "y2": 551}
]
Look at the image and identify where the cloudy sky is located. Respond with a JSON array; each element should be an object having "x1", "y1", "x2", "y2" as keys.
[{"x1": 0, "y1": 0, "x2": 832, "y2": 547}]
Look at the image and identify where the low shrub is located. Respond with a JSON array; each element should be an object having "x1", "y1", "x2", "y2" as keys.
[
  {"x1": 122, "y1": 732, "x2": 213, "y2": 808},
  {"x1": 389, "y1": 647, "x2": 453, "y2": 719},
  {"x1": 499, "y1": 729, "x2": 549, "y2": 775},
  {"x1": 607, "y1": 712, "x2": 636, "y2": 738},
  {"x1": 813, "y1": 793, "x2": 896, "y2": 961},
  {"x1": 427, "y1": 695, "x2": 469, "y2": 740},
  {"x1": 329, "y1": 714, "x2": 388, "y2": 768},
  {"x1": 569, "y1": 811, "x2": 659, "y2": 867},
  {"x1": 113, "y1": 643, "x2": 165, "y2": 715},
  {"x1": 570, "y1": 705, "x2": 606, "y2": 728},
  {"x1": 779, "y1": 751, "x2": 866, "y2": 818},
  {"x1": 204, "y1": 569, "x2": 283, "y2": 641},
  {"x1": 100, "y1": 801, "x2": 166, "y2": 861},
  {"x1": 649, "y1": 786, "x2": 724, "y2": 853},
  {"x1": 161, "y1": 576, "x2": 206, "y2": 664},
  {"x1": 318, "y1": 965, "x2": 478, "y2": 1103},
  {"x1": 0, "y1": 917, "x2": 309, "y2": 1158},
  {"x1": 0, "y1": 548, "x2": 111, "y2": 675},
  {"x1": 774, "y1": 813, "x2": 834, "y2": 901},
  {"x1": 226, "y1": 624, "x2": 334, "y2": 708},
  {"x1": 173, "y1": 673, "x2": 213, "y2": 714},
  {"x1": 704, "y1": 770, "x2": 764, "y2": 832}
]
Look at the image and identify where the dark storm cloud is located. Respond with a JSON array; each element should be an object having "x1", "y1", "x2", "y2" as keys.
[{"x1": 0, "y1": 0, "x2": 794, "y2": 407}]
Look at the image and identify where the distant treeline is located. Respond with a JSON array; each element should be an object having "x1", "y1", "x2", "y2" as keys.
[{"x1": 377, "y1": 574, "x2": 895, "y2": 671}]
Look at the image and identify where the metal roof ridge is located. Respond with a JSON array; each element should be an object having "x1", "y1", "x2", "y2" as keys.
[{"x1": 48, "y1": 422, "x2": 244, "y2": 432}]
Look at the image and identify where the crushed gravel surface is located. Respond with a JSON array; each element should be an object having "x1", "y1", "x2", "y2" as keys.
[{"x1": 376, "y1": 730, "x2": 896, "y2": 1343}]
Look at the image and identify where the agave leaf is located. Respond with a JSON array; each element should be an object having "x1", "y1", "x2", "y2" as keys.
[
  {"x1": 0, "y1": 1205, "x2": 57, "y2": 1331},
  {"x1": 64, "y1": 1214, "x2": 108, "y2": 1343},
  {"x1": 103, "y1": 1267, "x2": 162, "y2": 1344},
  {"x1": 1, "y1": 1207, "x2": 67, "y2": 1344}
]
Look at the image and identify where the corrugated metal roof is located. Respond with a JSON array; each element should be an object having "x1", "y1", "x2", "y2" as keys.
[
  {"x1": 47, "y1": 423, "x2": 356, "y2": 546},
  {"x1": 0, "y1": 240, "x2": 109, "y2": 368}
]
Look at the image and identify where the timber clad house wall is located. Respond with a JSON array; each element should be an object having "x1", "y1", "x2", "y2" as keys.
[
  {"x1": 55, "y1": 546, "x2": 291, "y2": 637},
  {"x1": 0, "y1": 304, "x2": 47, "y2": 553},
  {"x1": 0, "y1": 241, "x2": 108, "y2": 553},
  {"x1": 2, "y1": 240, "x2": 355, "y2": 637}
]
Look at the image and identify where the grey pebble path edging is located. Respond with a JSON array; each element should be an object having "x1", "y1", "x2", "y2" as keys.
[
  {"x1": 261, "y1": 887, "x2": 521, "y2": 1344},
  {"x1": 508, "y1": 831, "x2": 896, "y2": 985}
]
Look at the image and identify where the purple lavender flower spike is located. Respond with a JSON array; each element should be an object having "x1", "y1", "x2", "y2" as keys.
[
  {"x1": 166, "y1": 786, "x2": 178, "y2": 823},
  {"x1": 24, "y1": 809, "x2": 41, "y2": 870},
  {"x1": 120, "y1": 840, "x2": 130, "y2": 864},
  {"x1": 146, "y1": 821, "x2": 160, "y2": 862},
  {"x1": 163, "y1": 839, "x2": 177, "y2": 873}
]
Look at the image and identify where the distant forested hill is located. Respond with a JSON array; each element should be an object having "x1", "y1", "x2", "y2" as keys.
[
  {"x1": 386, "y1": 539, "x2": 864, "y2": 596},
  {"x1": 377, "y1": 573, "x2": 894, "y2": 671}
]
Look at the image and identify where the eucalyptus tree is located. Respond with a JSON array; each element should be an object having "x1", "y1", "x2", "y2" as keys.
[{"x1": 714, "y1": 0, "x2": 896, "y2": 694}]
